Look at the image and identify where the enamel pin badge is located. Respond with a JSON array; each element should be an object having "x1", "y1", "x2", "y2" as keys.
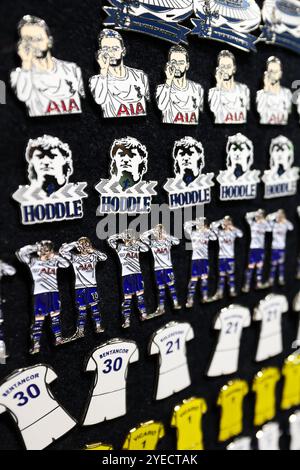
[
  {"x1": 164, "y1": 137, "x2": 214, "y2": 210},
  {"x1": 90, "y1": 29, "x2": 150, "y2": 119},
  {"x1": 252, "y1": 367, "x2": 280, "y2": 426},
  {"x1": 103, "y1": 0, "x2": 192, "y2": 44},
  {"x1": 258, "y1": 0, "x2": 300, "y2": 55},
  {"x1": 123, "y1": 421, "x2": 165, "y2": 450},
  {"x1": 217, "y1": 133, "x2": 260, "y2": 201},
  {"x1": 156, "y1": 45, "x2": 204, "y2": 125},
  {"x1": 256, "y1": 422, "x2": 281, "y2": 450},
  {"x1": 256, "y1": 56, "x2": 292, "y2": 125},
  {"x1": 96, "y1": 137, "x2": 157, "y2": 214},
  {"x1": 262, "y1": 136, "x2": 300, "y2": 198},
  {"x1": 0, "y1": 261, "x2": 16, "y2": 364},
  {"x1": 171, "y1": 397, "x2": 208, "y2": 450},
  {"x1": 217, "y1": 379, "x2": 248, "y2": 442},
  {"x1": 267, "y1": 210, "x2": 293, "y2": 287},
  {"x1": 209, "y1": 51, "x2": 250, "y2": 124},
  {"x1": 12, "y1": 135, "x2": 88, "y2": 225},
  {"x1": 191, "y1": 0, "x2": 261, "y2": 52},
  {"x1": 10, "y1": 16, "x2": 85, "y2": 117}
]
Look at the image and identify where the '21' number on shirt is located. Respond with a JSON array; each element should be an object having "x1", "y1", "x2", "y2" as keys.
[
  {"x1": 102, "y1": 357, "x2": 123, "y2": 374},
  {"x1": 13, "y1": 384, "x2": 41, "y2": 406},
  {"x1": 166, "y1": 338, "x2": 180, "y2": 354}
]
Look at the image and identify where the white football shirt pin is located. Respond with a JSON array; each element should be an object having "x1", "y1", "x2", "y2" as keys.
[
  {"x1": 141, "y1": 225, "x2": 181, "y2": 317},
  {"x1": 82, "y1": 338, "x2": 138, "y2": 425},
  {"x1": 253, "y1": 294, "x2": 288, "y2": 361},
  {"x1": 257, "y1": 56, "x2": 292, "y2": 125},
  {"x1": 103, "y1": 0, "x2": 192, "y2": 44},
  {"x1": 156, "y1": 45, "x2": 204, "y2": 125},
  {"x1": 258, "y1": 0, "x2": 300, "y2": 55},
  {"x1": 191, "y1": 0, "x2": 261, "y2": 52},
  {"x1": 164, "y1": 137, "x2": 214, "y2": 210},
  {"x1": 217, "y1": 134, "x2": 260, "y2": 201},
  {"x1": 206, "y1": 305, "x2": 251, "y2": 377},
  {"x1": 90, "y1": 29, "x2": 149, "y2": 119},
  {"x1": 256, "y1": 422, "x2": 281, "y2": 451},
  {"x1": 16, "y1": 241, "x2": 71, "y2": 355},
  {"x1": 209, "y1": 51, "x2": 250, "y2": 124},
  {"x1": 210, "y1": 216, "x2": 243, "y2": 301},
  {"x1": 292, "y1": 293, "x2": 300, "y2": 348},
  {"x1": 96, "y1": 137, "x2": 157, "y2": 214},
  {"x1": 12, "y1": 135, "x2": 88, "y2": 225},
  {"x1": 289, "y1": 412, "x2": 300, "y2": 450},
  {"x1": 227, "y1": 436, "x2": 252, "y2": 450},
  {"x1": 107, "y1": 229, "x2": 151, "y2": 328},
  {"x1": 184, "y1": 217, "x2": 217, "y2": 307},
  {"x1": 242, "y1": 209, "x2": 272, "y2": 293},
  {"x1": 10, "y1": 15, "x2": 85, "y2": 117},
  {"x1": 0, "y1": 261, "x2": 16, "y2": 364},
  {"x1": 0, "y1": 364, "x2": 76, "y2": 450},
  {"x1": 266, "y1": 209, "x2": 293, "y2": 287},
  {"x1": 59, "y1": 238, "x2": 107, "y2": 339},
  {"x1": 149, "y1": 320, "x2": 194, "y2": 400},
  {"x1": 262, "y1": 136, "x2": 300, "y2": 199},
  {"x1": 297, "y1": 206, "x2": 300, "y2": 280}
]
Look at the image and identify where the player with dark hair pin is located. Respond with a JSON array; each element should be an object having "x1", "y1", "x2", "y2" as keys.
[
  {"x1": 10, "y1": 15, "x2": 84, "y2": 117},
  {"x1": 172, "y1": 136, "x2": 205, "y2": 187},
  {"x1": 156, "y1": 45, "x2": 203, "y2": 125}
]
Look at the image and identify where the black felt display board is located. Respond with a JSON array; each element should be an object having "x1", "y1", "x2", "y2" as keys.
[{"x1": 0, "y1": 0, "x2": 300, "y2": 451}]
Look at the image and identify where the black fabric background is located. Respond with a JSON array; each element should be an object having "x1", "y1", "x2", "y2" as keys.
[{"x1": 0, "y1": 0, "x2": 300, "y2": 451}]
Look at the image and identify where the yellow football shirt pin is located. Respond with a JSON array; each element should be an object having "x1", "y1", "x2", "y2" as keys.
[
  {"x1": 171, "y1": 396, "x2": 207, "y2": 450},
  {"x1": 281, "y1": 351, "x2": 300, "y2": 410},
  {"x1": 10, "y1": 16, "x2": 85, "y2": 117},
  {"x1": 217, "y1": 379, "x2": 249, "y2": 442},
  {"x1": 122, "y1": 421, "x2": 165, "y2": 450},
  {"x1": 252, "y1": 367, "x2": 280, "y2": 427}
]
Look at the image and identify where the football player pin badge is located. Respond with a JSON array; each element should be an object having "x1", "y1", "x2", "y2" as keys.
[
  {"x1": 95, "y1": 137, "x2": 157, "y2": 214},
  {"x1": 0, "y1": 261, "x2": 16, "y2": 364},
  {"x1": 217, "y1": 133, "x2": 260, "y2": 201},
  {"x1": 12, "y1": 135, "x2": 88, "y2": 225},
  {"x1": 10, "y1": 16, "x2": 85, "y2": 117},
  {"x1": 262, "y1": 136, "x2": 300, "y2": 198},
  {"x1": 156, "y1": 45, "x2": 204, "y2": 125},
  {"x1": 90, "y1": 29, "x2": 150, "y2": 119},
  {"x1": 209, "y1": 50, "x2": 250, "y2": 124},
  {"x1": 164, "y1": 137, "x2": 214, "y2": 210},
  {"x1": 257, "y1": 57, "x2": 292, "y2": 125}
]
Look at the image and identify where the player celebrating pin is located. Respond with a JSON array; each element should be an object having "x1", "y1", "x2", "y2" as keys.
[
  {"x1": 59, "y1": 238, "x2": 107, "y2": 338},
  {"x1": 156, "y1": 45, "x2": 204, "y2": 125},
  {"x1": 242, "y1": 210, "x2": 272, "y2": 293},
  {"x1": 209, "y1": 50, "x2": 250, "y2": 124},
  {"x1": 266, "y1": 210, "x2": 293, "y2": 287},
  {"x1": 16, "y1": 241, "x2": 70, "y2": 354},
  {"x1": 184, "y1": 217, "x2": 217, "y2": 307},
  {"x1": 210, "y1": 216, "x2": 243, "y2": 301},
  {"x1": 141, "y1": 225, "x2": 181, "y2": 317},
  {"x1": 90, "y1": 29, "x2": 149, "y2": 118},
  {"x1": 108, "y1": 230, "x2": 150, "y2": 328}
]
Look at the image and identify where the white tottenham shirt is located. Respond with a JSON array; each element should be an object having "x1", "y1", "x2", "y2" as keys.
[
  {"x1": 141, "y1": 235, "x2": 179, "y2": 270},
  {"x1": 185, "y1": 225, "x2": 217, "y2": 260},
  {"x1": 289, "y1": 411, "x2": 300, "y2": 450},
  {"x1": 156, "y1": 80, "x2": 203, "y2": 124},
  {"x1": 227, "y1": 436, "x2": 252, "y2": 450},
  {"x1": 293, "y1": 292, "x2": 300, "y2": 345},
  {"x1": 212, "y1": 227, "x2": 243, "y2": 259},
  {"x1": 246, "y1": 217, "x2": 271, "y2": 249},
  {"x1": 208, "y1": 83, "x2": 250, "y2": 124},
  {"x1": 111, "y1": 241, "x2": 148, "y2": 277},
  {"x1": 89, "y1": 66, "x2": 149, "y2": 118},
  {"x1": 256, "y1": 88, "x2": 292, "y2": 125},
  {"x1": 149, "y1": 321, "x2": 194, "y2": 400},
  {"x1": 207, "y1": 306, "x2": 251, "y2": 377},
  {"x1": 0, "y1": 365, "x2": 76, "y2": 450},
  {"x1": 253, "y1": 294, "x2": 289, "y2": 362},
  {"x1": 269, "y1": 220, "x2": 294, "y2": 250},
  {"x1": 257, "y1": 422, "x2": 281, "y2": 450},
  {"x1": 82, "y1": 339, "x2": 139, "y2": 425},
  {"x1": 60, "y1": 247, "x2": 107, "y2": 289},
  {"x1": 10, "y1": 58, "x2": 84, "y2": 117}
]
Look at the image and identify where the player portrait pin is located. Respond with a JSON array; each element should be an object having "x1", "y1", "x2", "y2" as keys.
[
  {"x1": 217, "y1": 133, "x2": 260, "y2": 201},
  {"x1": 257, "y1": 56, "x2": 292, "y2": 125},
  {"x1": 12, "y1": 135, "x2": 88, "y2": 225},
  {"x1": 164, "y1": 137, "x2": 214, "y2": 210},
  {"x1": 156, "y1": 45, "x2": 204, "y2": 125},
  {"x1": 262, "y1": 136, "x2": 300, "y2": 198},
  {"x1": 90, "y1": 29, "x2": 149, "y2": 119},
  {"x1": 258, "y1": 0, "x2": 300, "y2": 55},
  {"x1": 0, "y1": 261, "x2": 16, "y2": 364},
  {"x1": 208, "y1": 50, "x2": 250, "y2": 124},
  {"x1": 95, "y1": 137, "x2": 157, "y2": 214},
  {"x1": 103, "y1": 0, "x2": 192, "y2": 44},
  {"x1": 10, "y1": 15, "x2": 85, "y2": 117},
  {"x1": 191, "y1": 0, "x2": 261, "y2": 52}
]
